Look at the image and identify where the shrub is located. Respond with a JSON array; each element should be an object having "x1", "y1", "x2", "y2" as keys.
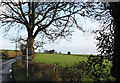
[
  {"x1": 75, "y1": 55, "x2": 115, "y2": 82},
  {"x1": 2, "y1": 50, "x2": 8, "y2": 58}
]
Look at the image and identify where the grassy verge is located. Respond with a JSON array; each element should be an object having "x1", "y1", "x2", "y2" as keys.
[{"x1": 12, "y1": 61, "x2": 61, "y2": 82}]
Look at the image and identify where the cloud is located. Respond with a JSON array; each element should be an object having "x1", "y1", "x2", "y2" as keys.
[
  {"x1": 0, "y1": 37, "x2": 15, "y2": 50},
  {"x1": 43, "y1": 28, "x2": 98, "y2": 55}
]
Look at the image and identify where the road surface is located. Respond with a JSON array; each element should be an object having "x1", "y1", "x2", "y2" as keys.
[{"x1": 0, "y1": 58, "x2": 16, "y2": 83}]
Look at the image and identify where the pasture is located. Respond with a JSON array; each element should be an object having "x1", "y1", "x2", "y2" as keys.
[{"x1": 34, "y1": 53, "x2": 89, "y2": 66}]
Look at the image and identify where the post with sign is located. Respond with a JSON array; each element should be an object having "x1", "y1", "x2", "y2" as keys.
[
  {"x1": 16, "y1": 39, "x2": 17, "y2": 61},
  {"x1": 11, "y1": 39, "x2": 18, "y2": 61},
  {"x1": 26, "y1": 47, "x2": 29, "y2": 77}
]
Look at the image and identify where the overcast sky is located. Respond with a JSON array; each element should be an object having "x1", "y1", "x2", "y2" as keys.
[
  {"x1": 42, "y1": 17, "x2": 100, "y2": 55},
  {"x1": 43, "y1": 29, "x2": 98, "y2": 55},
  {"x1": 0, "y1": 16, "x2": 101, "y2": 55}
]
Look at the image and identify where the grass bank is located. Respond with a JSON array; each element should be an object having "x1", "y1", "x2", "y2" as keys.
[{"x1": 12, "y1": 61, "x2": 62, "y2": 82}]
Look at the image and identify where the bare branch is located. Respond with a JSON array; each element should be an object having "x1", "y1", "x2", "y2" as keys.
[{"x1": 0, "y1": 2, "x2": 90, "y2": 51}]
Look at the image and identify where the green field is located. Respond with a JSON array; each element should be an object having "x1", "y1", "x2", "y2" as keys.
[{"x1": 34, "y1": 53, "x2": 89, "y2": 66}]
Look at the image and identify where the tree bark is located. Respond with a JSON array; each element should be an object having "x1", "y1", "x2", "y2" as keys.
[
  {"x1": 27, "y1": 36, "x2": 34, "y2": 60},
  {"x1": 111, "y1": 20, "x2": 120, "y2": 82},
  {"x1": 110, "y1": 2, "x2": 120, "y2": 81}
]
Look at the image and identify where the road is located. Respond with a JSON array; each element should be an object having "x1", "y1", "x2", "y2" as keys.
[{"x1": 0, "y1": 58, "x2": 16, "y2": 83}]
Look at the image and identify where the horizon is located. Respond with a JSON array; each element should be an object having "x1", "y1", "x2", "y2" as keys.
[
  {"x1": 0, "y1": 49, "x2": 97, "y2": 55},
  {"x1": 0, "y1": 16, "x2": 101, "y2": 55}
]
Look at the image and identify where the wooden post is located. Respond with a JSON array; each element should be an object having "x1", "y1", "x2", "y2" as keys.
[{"x1": 26, "y1": 47, "x2": 28, "y2": 77}]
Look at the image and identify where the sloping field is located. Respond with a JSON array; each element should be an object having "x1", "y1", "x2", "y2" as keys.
[{"x1": 0, "y1": 50, "x2": 21, "y2": 59}]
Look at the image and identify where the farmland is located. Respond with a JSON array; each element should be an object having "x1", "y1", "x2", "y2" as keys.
[
  {"x1": 0, "y1": 50, "x2": 21, "y2": 59},
  {"x1": 34, "y1": 53, "x2": 89, "y2": 66}
]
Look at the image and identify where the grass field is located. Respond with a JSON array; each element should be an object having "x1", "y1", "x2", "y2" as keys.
[{"x1": 34, "y1": 53, "x2": 89, "y2": 66}]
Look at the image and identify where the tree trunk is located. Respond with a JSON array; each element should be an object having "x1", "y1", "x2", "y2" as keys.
[
  {"x1": 110, "y1": 2, "x2": 120, "y2": 81},
  {"x1": 111, "y1": 20, "x2": 120, "y2": 82},
  {"x1": 27, "y1": 36, "x2": 34, "y2": 60}
]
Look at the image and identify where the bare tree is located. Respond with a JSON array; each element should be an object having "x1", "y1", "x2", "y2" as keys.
[{"x1": 0, "y1": 2, "x2": 87, "y2": 58}]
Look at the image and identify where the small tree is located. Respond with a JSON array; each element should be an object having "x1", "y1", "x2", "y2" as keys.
[{"x1": 67, "y1": 51, "x2": 71, "y2": 55}]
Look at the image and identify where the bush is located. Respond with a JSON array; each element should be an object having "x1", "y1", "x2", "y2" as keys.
[
  {"x1": 2, "y1": 50, "x2": 8, "y2": 58},
  {"x1": 74, "y1": 55, "x2": 115, "y2": 82}
]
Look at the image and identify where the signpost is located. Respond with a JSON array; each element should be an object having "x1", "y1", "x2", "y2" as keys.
[
  {"x1": 11, "y1": 39, "x2": 18, "y2": 61},
  {"x1": 26, "y1": 47, "x2": 29, "y2": 77},
  {"x1": 16, "y1": 39, "x2": 17, "y2": 61}
]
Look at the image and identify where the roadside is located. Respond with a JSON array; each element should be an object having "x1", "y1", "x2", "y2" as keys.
[
  {"x1": 0, "y1": 50, "x2": 21, "y2": 82},
  {"x1": 1, "y1": 58, "x2": 16, "y2": 83},
  {"x1": 12, "y1": 61, "x2": 62, "y2": 82}
]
